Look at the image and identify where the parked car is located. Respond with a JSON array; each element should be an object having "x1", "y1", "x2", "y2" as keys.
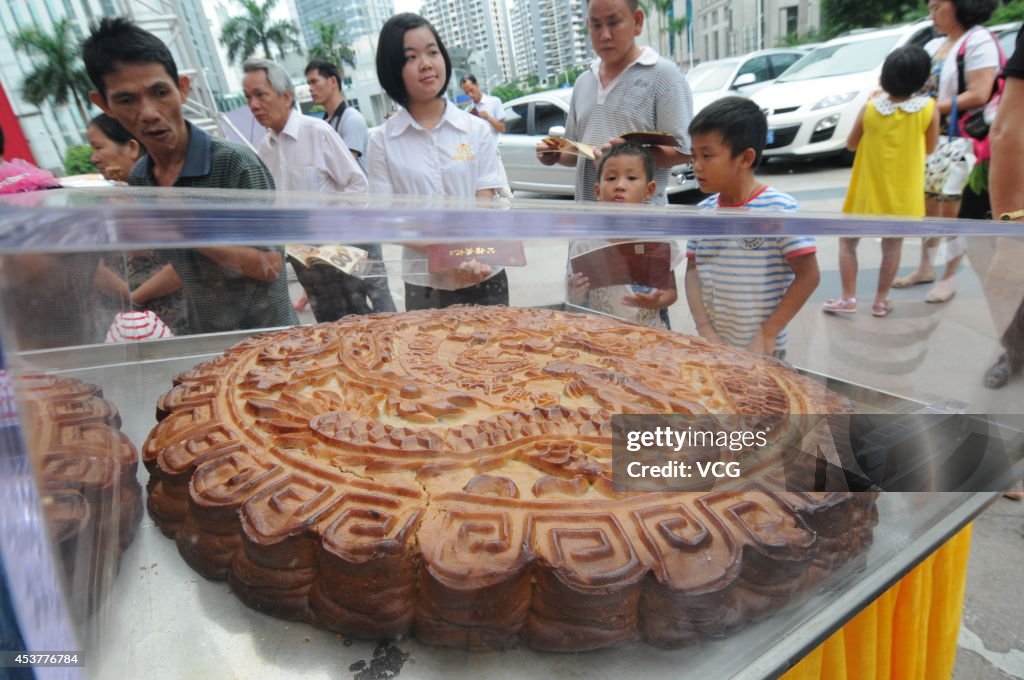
[
  {"x1": 685, "y1": 48, "x2": 811, "y2": 115},
  {"x1": 497, "y1": 88, "x2": 697, "y2": 198},
  {"x1": 751, "y1": 20, "x2": 935, "y2": 161},
  {"x1": 992, "y1": 21, "x2": 1022, "y2": 56}
]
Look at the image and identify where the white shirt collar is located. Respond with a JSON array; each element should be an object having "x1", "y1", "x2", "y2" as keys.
[
  {"x1": 388, "y1": 100, "x2": 468, "y2": 137},
  {"x1": 589, "y1": 45, "x2": 659, "y2": 77},
  {"x1": 267, "y1": 109, "x2": 301, "y2": 144}
]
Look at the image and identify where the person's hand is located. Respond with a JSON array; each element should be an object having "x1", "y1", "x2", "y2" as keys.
[
  {"x1": 697, "y1": 323, "x2": 724, "y2": 345},
  {"x1": 536, "y1": 138, "x2": 561, "y2": 165},
  {"x1": 595, "y1": 136, "x2": 627, "y2": 163},
  {"x1": 622, "y1": 289, "x2": 673, "y2": 309},
  {"x1": 453, "y1": 258, "x2": 493, "y2": 288},
  {"x1": 567, "y1": 272, "x2": 589, "y2": 304},
  {"x1": 747, "y1": 332, "x2": 776, "y2": 356}
]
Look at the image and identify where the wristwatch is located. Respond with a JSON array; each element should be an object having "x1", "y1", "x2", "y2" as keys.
[{"x1": 999, "y1": 210, "x2": 1024, "y2": 221}]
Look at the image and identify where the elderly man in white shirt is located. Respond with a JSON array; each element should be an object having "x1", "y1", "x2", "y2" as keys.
[
  {"x1": 244, "y1": 58, "x2": 366, "y2": 193},
  {"x1": 244, "y1": 58, "x2": 397, "y2": 319}
]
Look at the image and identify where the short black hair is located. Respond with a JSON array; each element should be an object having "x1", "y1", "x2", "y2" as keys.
[
  {"x1": 596, "y1": 142, "x2": 654, "y2": 182},
  {"x1": 305, "y1": 59, "x2": 343, "y2": 90},
  {"x1": 460, "y1": 73, "x2": 478, "y2": 86},
  {"x1": 82, "y1": 17, "x2": 179, "y2": 97},
  {"x1": 689, "y1": 96, "x2": 768, "y2": 166},
  {"x1": 880, "y1": 45, "x2": 931, "y2": 99},
  {"x1": 376, "y1": 13, "x2": 451, "y2": 107},
  {"x1": 88, "y1": 113, "x2": 138, "y2": 146},
  {"x1": 951, "y1": 0, "x2": 997, "y2": 29},
  {"x1": 587, "y1": 0, "x2": 641, "y2": 14}
]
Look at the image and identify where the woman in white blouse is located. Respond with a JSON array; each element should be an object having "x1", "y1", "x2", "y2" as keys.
[{"x1": 367, "y1": 13, "x2": 507, "y2": 309}]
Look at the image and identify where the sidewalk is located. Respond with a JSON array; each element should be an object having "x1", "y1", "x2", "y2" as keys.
[{"x1": 954, "y1": 496, "x2": 1024, "y2": 679}]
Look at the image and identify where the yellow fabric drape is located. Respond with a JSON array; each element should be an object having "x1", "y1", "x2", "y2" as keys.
[{"x1": 782, "y1": 525, "x2": 973, "y2": 680}]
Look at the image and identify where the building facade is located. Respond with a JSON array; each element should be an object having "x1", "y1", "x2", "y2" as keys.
[
  {"x1": 293, "y1": 0, "x2": 393, "y2": 50},
  {"x1": 509, "y1": 0, "x2": 590, "y2": 85},
  {"x1": 422, "y1": 0, "x2": 516, "y2": 91},
  {"x1": 0, "y1": 0, "x2": 227, "y2": 172},
  {"x1": 691, "y1": 0, "x2": 819, "y2": 63}
]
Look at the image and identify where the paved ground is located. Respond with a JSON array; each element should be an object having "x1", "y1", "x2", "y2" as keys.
[{"x1": 288, "y1": 156, "x2": 1024, "y2": 677}]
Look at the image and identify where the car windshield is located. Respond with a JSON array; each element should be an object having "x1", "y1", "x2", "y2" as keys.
[
  {"x1": 686, "y1": 60, "x2": 739, "y2": 92},
  {"x1": 777, "y1": 35, "x2": 901, "y2": 82}
]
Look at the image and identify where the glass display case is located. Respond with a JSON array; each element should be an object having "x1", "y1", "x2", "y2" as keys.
[{"x1": 0, "y1": 188, "x2": 1022, "y2": 680}]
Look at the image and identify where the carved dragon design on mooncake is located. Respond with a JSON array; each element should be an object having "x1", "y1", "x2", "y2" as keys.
[{"x1": 143, "y1": 306, "x2": 876, "y2": 651}]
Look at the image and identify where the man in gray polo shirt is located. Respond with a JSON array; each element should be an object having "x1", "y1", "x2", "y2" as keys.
[
  {"x1": 83, "y1": 17, "x2": 298, "y2": 335},
  {"x1": 535, "y1": 0, "x2": 692, "y2": 205}
]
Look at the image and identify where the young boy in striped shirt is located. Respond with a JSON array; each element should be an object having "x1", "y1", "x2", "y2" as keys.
[{"x1": 684, "y1": 97, "x2": 820, "y2": 359}]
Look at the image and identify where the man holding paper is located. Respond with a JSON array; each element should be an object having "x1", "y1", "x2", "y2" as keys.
[
  {"x1": 244, "y1": 58, "x2": 397, "y2": 322},
  {"x1": 534, "y1": 0, "x2": 693, "y2": 205}
]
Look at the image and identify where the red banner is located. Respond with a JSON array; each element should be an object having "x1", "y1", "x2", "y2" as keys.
[{"x1": 0, "y1": 80, "x2": 37, "y2": 164}]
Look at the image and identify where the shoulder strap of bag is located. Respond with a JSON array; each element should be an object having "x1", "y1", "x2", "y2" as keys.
[
  {"x1": 327, "y1": 101, "x2": 348, "y2": 133},
  {"x1": 956, "y1": 28, "x2": 1007, "y2": 98},
  {"x1": 949, "y1": 87, "x2": 959, "y2": 137}
]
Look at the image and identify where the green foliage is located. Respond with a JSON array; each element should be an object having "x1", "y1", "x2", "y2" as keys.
[
  {"x1": 492, "y1": 83, "x2": 525, "y2": 101},
  {"x1": 991, "y1": 0, "x2": 1024, "y2": 23},
  {"x1": 551, "y1": 64, "x2": 586, "y2": 88},
  {"x1": 821, "y1": 0, "x2": 926, "y2": 38},
  {"x1": 308, "y1": 20, "x2": 356, "y2": 76},
  {"x1": 63, "y1": 145, "x2": 97, "y2": 176},
  {"x1": 524, "y1": 74, "x2": 540, "y2": 88},
  {"x1": 10, "y1": 19, "x2": 91, "y2": 122},
  {"x1": 220, "y1": 0, "x2": 302, "y2": 64},
  {"x1": 776, "y1": 27, "x2": 825, "y2": 47}
]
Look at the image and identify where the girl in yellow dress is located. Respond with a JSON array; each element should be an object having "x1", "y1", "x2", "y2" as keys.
[{"x1": 824, "y1": 46, "x2": 940, "y2": 317}]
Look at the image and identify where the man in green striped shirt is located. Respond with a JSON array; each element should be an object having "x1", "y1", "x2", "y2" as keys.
[{"x1": 84, "y1": 17, "x2": 298, "y2": 334}]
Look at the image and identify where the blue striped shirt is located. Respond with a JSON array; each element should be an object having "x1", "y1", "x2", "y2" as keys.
[{"x1": 687, "y1": 187, "x2": 814, "y2": 350}]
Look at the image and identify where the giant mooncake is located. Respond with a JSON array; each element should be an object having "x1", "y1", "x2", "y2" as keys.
[
  {"x1": 143, "y1": 306, "x2": 876, "y2": 651},
  {"x1": 13, "y1": 373, "x2": 143, "y2": 618}
]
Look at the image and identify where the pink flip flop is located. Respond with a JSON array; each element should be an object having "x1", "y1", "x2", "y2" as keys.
[{"x1": 823, "y1": 298, "x2": 857, "y2": 313}]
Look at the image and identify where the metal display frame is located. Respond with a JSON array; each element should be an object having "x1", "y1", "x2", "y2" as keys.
[{"x1": 0, "y1": 189, "x2": 1021, "y2": 679}]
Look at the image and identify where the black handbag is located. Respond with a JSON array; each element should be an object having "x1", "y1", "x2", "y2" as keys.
[
  {"x1": 955, "y1": 30, "x2": 1005, "y2": 141},
  {"x1": 961, "y1": 109, "x2": 990, "y2": 140}
]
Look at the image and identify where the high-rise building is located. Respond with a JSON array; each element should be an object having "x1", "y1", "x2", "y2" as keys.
[
  {"x1": 293, "y1": 0, "x2": 394, "y2": 50},
  {"x1": 0, "y1": 0, "x2": 227, "y2": 172},
  {"x1": 509, "y1": 0, "x2": 590, "y2": 85},
  {"x1": 422, "y1": 0, "x2": 516, "y2": 91},
  {"x1": 692, "y1": 0, "x2": 820, "y2": 63}
]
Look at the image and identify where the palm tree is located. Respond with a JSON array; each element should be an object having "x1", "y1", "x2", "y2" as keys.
[
  {"x1": 669, "y1": 16, "x2": 689, "y2": 60},
  {"x1": 308, "y1": 21, "x2": 356, "y2": 78},
  {"x1": 220, "y1": 0, "x2": 302, "y2": 65},
  {"x1": 642, "y1": 0, "x2": 690, "y2": 58},
  {"x1": 10, "y1": 19, "x2": 91, "y2": 123}
]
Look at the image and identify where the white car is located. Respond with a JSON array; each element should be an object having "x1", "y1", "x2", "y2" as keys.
[
  {"x1": 993, "y1": 21, "x2": 1022, "y2": 56},
  {"x1": 751, "y1": 20, "x2": 935, "y2": 161},
  {"x1": 497, "y1": 88, "x2": 697, "y2": 198},
  {"x1": 685, "y1": 48, "x2": 810, "y2": 115}
]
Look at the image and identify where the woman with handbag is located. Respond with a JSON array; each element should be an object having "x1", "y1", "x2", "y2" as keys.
[{"x1": 894, "y1": 0, "x2": 1000, "y2": 303}]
